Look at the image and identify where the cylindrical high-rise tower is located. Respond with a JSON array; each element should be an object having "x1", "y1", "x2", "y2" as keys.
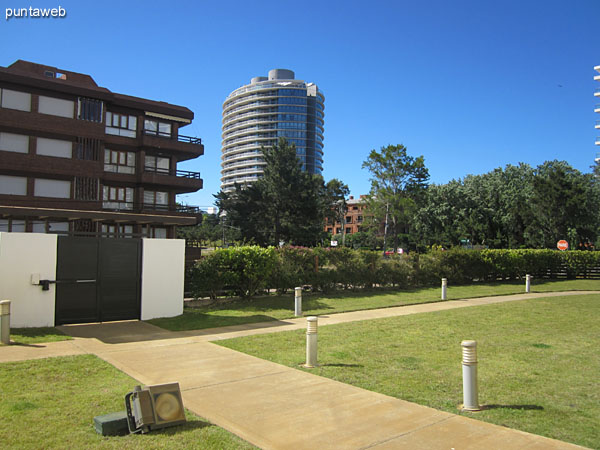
[{"x1": 221, "y1": 69, "x2": 324, "y2": 191}]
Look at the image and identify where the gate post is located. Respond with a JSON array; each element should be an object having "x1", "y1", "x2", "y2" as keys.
[{"x1": 0, "y1": 300, "x2": 11, "y2": 345}]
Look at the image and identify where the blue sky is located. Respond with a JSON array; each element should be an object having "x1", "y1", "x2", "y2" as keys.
[{"x1": 2, "y1": 0, "x2": 599, "y2": 209}]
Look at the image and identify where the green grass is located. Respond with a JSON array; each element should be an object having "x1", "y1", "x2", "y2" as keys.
[
  {"x1": 2, "y1": 327, "x2": 72, "y2": 345},
  {"x1": 149, "y1": 279, "x2": 600, "y2": 331},
  {"x1": 0, "y1": 354, "x2": 255, "y2": 449},
  {"x1": 218, "y1": 293, "x2": 600, "y2": 449}
]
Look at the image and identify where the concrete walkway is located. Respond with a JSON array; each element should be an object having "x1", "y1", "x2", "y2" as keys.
[{"x1": 2, "y1": 291, "x2": 596, "y2": 449}]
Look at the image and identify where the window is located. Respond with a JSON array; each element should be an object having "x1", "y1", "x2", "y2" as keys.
[
  {"x1": 144, "y1": 155, "x2": 170, "y2": 174},
  {"x1": 75, "y1": 137, "x2": 101, "y2": 161},
  {"x1": 32, "y1": 221, "x2": 69, "y2": 234},
  {"x1": 144, "y1": 119, "x2": 172, "y2": 138},
  {"x1": 357, "y1": 216, "x2": 363, "y2": 223},
  {"x1": 0, "y1": 132, "x2": 29, "y2": 153},
  {"x1": 101, "y1": 223, "x2": 133, "y2": 237},
  {"x1": 0, "y1": 175, "x2": 27, "y2": 195},
  {"x1": 0, "y1": 219, "x2": 25, "y2": 232},
  {"x1": 105, "y1": 112, "x2": 137, "y2": 138},
  {"x1": 74, "y1": 177, "x2": 99, "y2": 201},
  {"x1": 104, "y1": 149, "x2": 135, "y2": 174},
  {"x1": 0, "y1": 88, "x2": 31, "y2": 112},
  {"x1": 44, "y1": 71, "x2": 66, "y2": 80},
  {"x1": 143, "y1": 190, "x2": 168, "y2": 210},
  {"x1": 335, "y1": 228, "x2": 341, "y2": 234},
  {"x1": 34, "y1": 178, "x2": 71, "y2": 198},
  {"x1": 36, "y1": 137, "x2": 72, "y2": 158},
  {"x1": 77, "y1": 97, "x2": 103, "y2": 122},
  {"x1": 345, "y1": 227, "x2": 352, "y2": 234},
  {"x1": 102, "y1": 185, "x2": 133, "y2": 210},
  {"x1": 345, "y1": 216, "x2": 352, "y2": 224},
  {"x1": 38, "y1": 96, "x2": 74, "y2": 118},
  {"x1": 151, "y1": 227, "x2": 167, "y2": 239}
]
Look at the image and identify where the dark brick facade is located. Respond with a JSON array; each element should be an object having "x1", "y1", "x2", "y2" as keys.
[{"x1": 0, "y1": 60, "x2": 204, "y2": 238}]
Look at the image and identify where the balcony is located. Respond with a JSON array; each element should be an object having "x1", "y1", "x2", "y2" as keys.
[
  {"x1": 101, "y1": 201, "x2": 202, "y2": 222},
  {"x1": 178, "y1": 134, "x2": 202, "y2": 145},
  {"x1": 141, "y1": 132, "x2": 204, "y2": 161},
  {"x1": 596, "y1": 137, "x2": 600, "y2": 146},
  {"x1": 596, "y1": 120, "x2": 600, "y2": 129},
  {"x1": 141, "y1": 166, "x2": 203, "y2": 193},
  {"x1": 0, "y1": 198, "x2": 200, "y2": 226},
  {"x1": 595, "y1": 88, "x2": 600, "y2": 97},
  {"x1": 596, "y1": 104, "x2": 600, "y2": 113}
]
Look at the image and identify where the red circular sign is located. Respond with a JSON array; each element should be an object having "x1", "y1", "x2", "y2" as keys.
[{"x1": 557, "y1": 240, "x2": 569, "y2": 251}]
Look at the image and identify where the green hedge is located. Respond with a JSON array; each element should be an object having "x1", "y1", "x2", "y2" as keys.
[
  {"x1": 187, "y1": 246, "x2": 600, "y2": 298},
  {"x1": 188, "y1": 246, "x2": 275, "y2": 298}
]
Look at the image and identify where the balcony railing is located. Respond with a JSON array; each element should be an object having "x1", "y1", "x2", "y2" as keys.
[
  {"x1": 144, "y1": 166, "x2": 202, "y2": 179},
  {"x1": 141, "y1": 203, "x2": 201, "y2": 214},
  {"x1": 143, "y1": 130, "x2": 202, "y2": 145},
  {"x1": 178, "y1": 134, "x2": 202, "y2": 145},
  {"x1": 100, "y1": 201, "x2": 201, "y2": 215}
]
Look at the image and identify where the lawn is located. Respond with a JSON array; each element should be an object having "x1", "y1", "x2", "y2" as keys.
[
  {"x1": 0, "y1": 354, "x2": 255, "y2": 449},
  {"x1": 218, "y1": 293, "x2": 600, "y2": 449},
  {"x1": 3, "y1": 326, "x2": 72, "y2": 345},
  {"x1": 149, "y1": 279, "x2": 600, "y2": 331}
]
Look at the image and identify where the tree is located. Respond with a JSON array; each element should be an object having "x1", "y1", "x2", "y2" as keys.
[
  {"x1": 526, "y1": 160, "x2": 599, "y2": 248},
  {"x1": 216, "y1": 138, "x2": 335, "y2": 247},
  {"x1": 177, "y1": 213, "x2": 239, "y2": 247},
  {"x1": 324, "y1": 179, "x2": 350, "y2": 245},
  {"x1": 412, "y1": 161, "x2": 600, "y2": 249},
  {"x1": 361, "y1": 144, "x2": 429, "y2": 252},
  {"x1": 591, "y1": 158, "x2": 600, "y2": 178}
]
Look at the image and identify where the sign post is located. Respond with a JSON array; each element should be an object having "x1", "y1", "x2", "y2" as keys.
[{"x1": 557, "y1": 240, "x2": 569, "y2": 251}]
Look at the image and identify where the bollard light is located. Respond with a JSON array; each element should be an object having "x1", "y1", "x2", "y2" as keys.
[
  {"x1": 0, "y1": 300, "x2": 11, "y2": 345},
  {"x1": 461, "y1": 340, "x2": 481, "y2": 411},
  {"x1": 304, "y1": 316, "x2": 318, "y2": 368},
  {"x1": 295, "y1": 286, "x2": 302, "y2": 317},
  {"x1": 525, "y1": 274, "x2": 532, "y2": 293},
  {"x1": 441, "y1": 278, "x2": 448, "y2": 300}
]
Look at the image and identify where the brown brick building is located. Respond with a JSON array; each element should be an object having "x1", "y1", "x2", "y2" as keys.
[
  {"x1": 325, "y1": 195, "x2": 369, "y2": 235},
  {"x1": 0, "y1": 60, "x2": 204, "y2": 238}
]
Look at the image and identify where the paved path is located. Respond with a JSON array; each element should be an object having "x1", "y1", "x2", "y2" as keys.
[{"x1": 2, "y1": 291, "x2": 596, "y2": 449}]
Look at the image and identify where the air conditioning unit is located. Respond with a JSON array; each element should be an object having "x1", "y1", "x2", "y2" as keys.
[{"x1": 125, "y1": 382, "x2": 186, "y2": 433}]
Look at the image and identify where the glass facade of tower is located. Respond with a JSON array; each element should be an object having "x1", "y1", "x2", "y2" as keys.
[{"x1": 221, "y1": 69, "x2": 324, "y2": 191}]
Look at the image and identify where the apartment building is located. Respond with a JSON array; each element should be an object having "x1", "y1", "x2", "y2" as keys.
[
  {"x1": 595, "y1": 65, "x2": 600, "y2": 162},
  {"x1": 221, "y1": 69, "x2": 324, "y2": 191},
  {"x1": 325, "y1": 195, "x2": 369, "y2": 235},
  {"x1": 0, "y1": 60, "x2": 204, "y2": 238}
]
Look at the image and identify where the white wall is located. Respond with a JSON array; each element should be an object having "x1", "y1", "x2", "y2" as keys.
[
  {"x1": 0, "y1": 233, "x2": 57, "y2": 327},
  {"x1": 140, "y1": 238, "x2": 184, "y2": 320}
]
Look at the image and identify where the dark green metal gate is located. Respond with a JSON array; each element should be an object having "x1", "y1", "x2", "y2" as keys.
[{"x1": 55, "y1": 236, "x2": 141, "y2": 325}]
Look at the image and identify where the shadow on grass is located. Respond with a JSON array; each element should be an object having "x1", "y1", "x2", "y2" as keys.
[
  {"x1": 320, "y1": 363, "x2": 364, "y2": 368},
  {"x1": 147, "y1": 419, "x2": 215, "y2": 435},
  {"x1": 62, "y1": 314, "x2": 295, "y2": 344},
  {"x1": 193, "y1": 297, "x2": 337, "y2": 314},
  {"x1": 485, "y1": 404, "x2": 544, "y2": 411}
]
